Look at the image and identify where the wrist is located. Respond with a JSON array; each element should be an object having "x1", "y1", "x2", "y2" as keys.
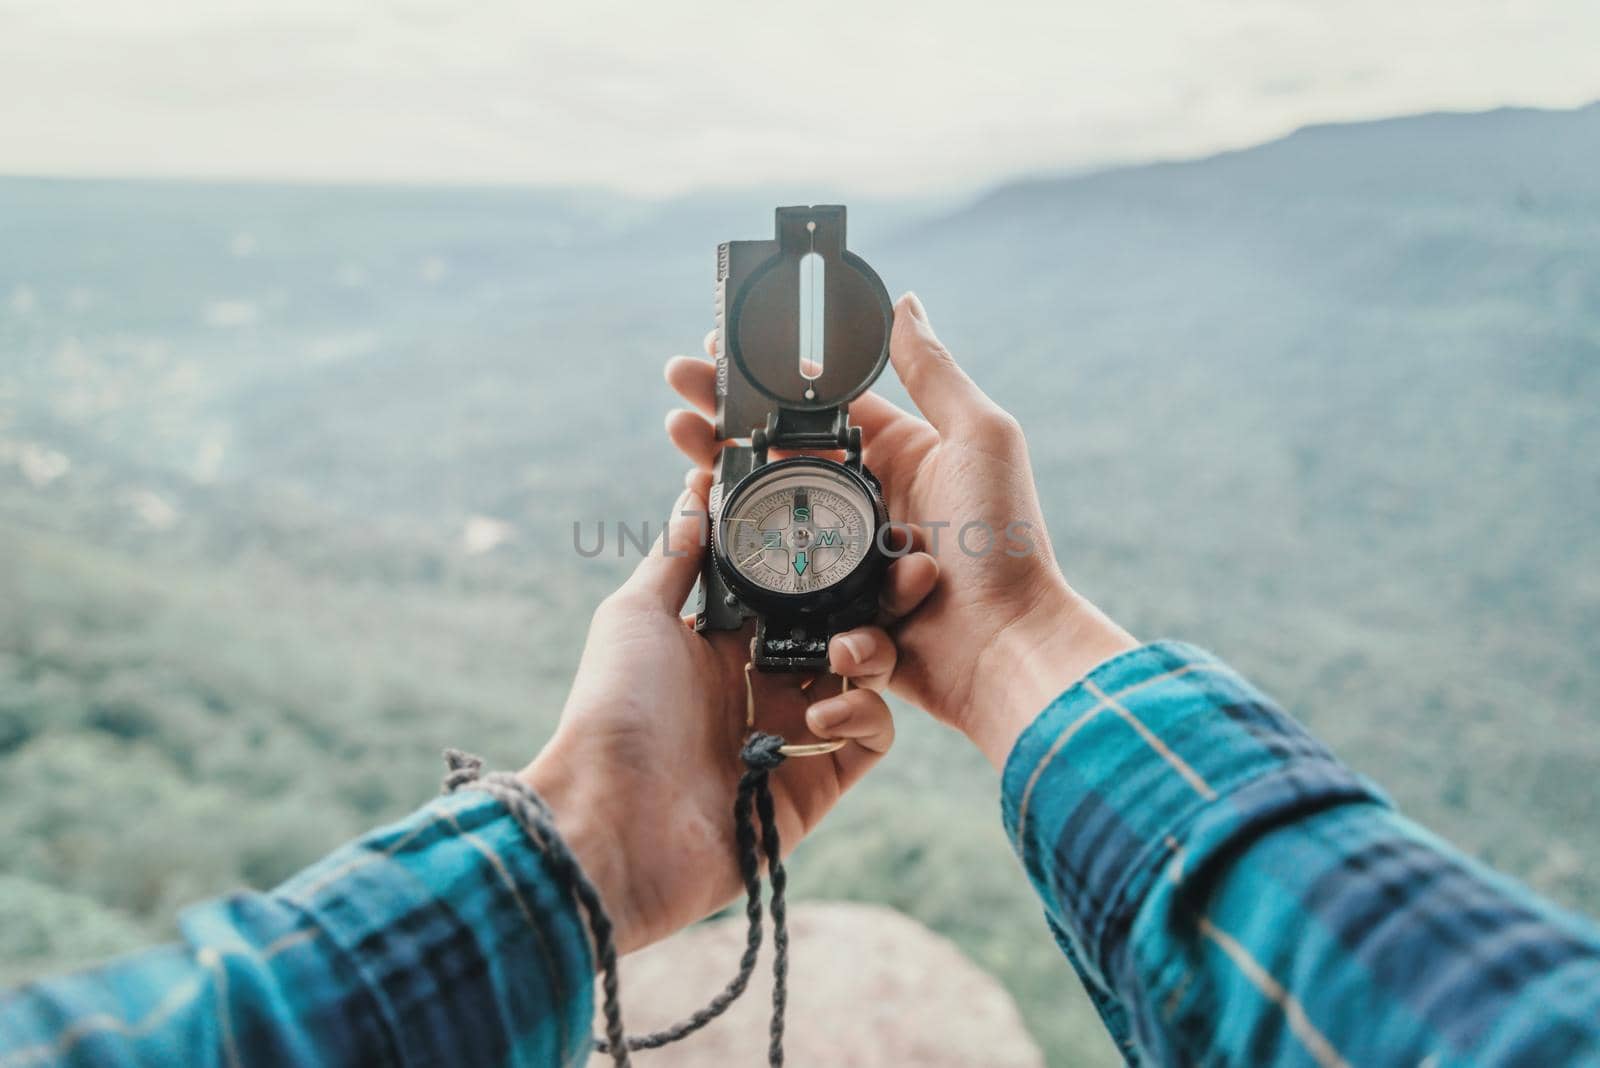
[
  {"x1": 967, "y1": 577, "x2": 1138, "y2": 770},
  {"x1": 519, "y1": 742, "x2": 643, "y2": 954}
]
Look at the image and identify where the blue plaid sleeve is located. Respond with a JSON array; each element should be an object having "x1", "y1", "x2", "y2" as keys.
[
  {"x1": 0, "y1": 790, "x2": 595, "y2": 1067},
  {"x1": 1002, "y1": 640, "x2": 1600, "y2": 1067}
]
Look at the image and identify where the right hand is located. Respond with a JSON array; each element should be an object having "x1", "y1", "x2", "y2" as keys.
[{"x1": 664, "y1": 292, "x2": 1137, "y2": 768}]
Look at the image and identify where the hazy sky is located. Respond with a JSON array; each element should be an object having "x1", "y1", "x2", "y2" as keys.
[{"x1": 2, "y1": 0, "x2": 1597, "y2": 197}]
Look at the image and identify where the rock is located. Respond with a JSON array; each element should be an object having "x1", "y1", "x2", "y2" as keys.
[{"x1": 588, "y1": 901, "x2": 1044, "y2": 1067}]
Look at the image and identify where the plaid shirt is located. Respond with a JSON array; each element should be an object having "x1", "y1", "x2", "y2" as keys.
[
  {"x1": 1004, "y1": 641, "x2": 1600, "y2": 1066},
  {"x1": 5, "y1": 641, "x2": 1600, "y2": 1066},
  {"x1": 0, "y1": 789, "x2": 595, "y2": 1067}
]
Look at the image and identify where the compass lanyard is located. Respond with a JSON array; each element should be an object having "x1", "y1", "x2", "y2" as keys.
[{"x1": 443, "y1": 650, "x2": 846, "y2": 1067}]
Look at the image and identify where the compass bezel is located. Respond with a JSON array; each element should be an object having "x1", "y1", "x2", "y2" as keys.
[{"x1": 711, "y1": 456, "x2": 889, "y2": 615}]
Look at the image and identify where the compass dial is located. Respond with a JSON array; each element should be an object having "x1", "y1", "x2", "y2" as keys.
[{"x1": 718, "y1": 461, "x2": 876, "y2": 596}]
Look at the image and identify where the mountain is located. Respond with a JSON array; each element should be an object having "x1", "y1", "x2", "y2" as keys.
[{"x1": 2, "y1": 102, "x2": 1598, "y2": 1065}]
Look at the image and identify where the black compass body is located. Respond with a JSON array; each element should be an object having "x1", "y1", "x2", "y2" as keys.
[{"x1": 695, "y1": 206, "x2": 895, "y2": 672}]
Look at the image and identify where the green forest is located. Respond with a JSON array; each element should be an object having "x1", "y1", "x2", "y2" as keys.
[{"x1": 3, "y1": 103, "x2": 1598, "y2": 1064}]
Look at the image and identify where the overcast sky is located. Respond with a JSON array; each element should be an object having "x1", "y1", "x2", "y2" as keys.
[{"x1": 2, "y1": 0, "x2": 1596, "y2": 197}]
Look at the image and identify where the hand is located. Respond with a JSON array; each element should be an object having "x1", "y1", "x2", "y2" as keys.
[
  {"x1": 521, "y1": 476, "x2": 938, "y2": 954},
  {"x1": 664, "y1": 293, "x2": 1136, "y2": 768}
]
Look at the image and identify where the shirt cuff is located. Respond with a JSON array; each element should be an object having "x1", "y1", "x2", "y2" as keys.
[
  {"x1": 1000, "y1": 640, "x2": 1387, "y2": 996},
  {"x1": 271, "y1": 790, "x2": 597, "y2": 1067}
]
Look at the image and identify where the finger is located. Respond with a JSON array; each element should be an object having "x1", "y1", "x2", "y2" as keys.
[
  {"x1": 828, "y1": 625, "x2": 896, "y2": 692},
  {"x1": 618, "y1": 483, "x2": 709, "y2": 610},
  {"x1": 849, "y1": 389, "x2": 919, "y2": 440},
  {"x1": 665, "y1": 355, "x2": 717, "y2": 416},
  {"x1": 665, "y1": 408, "x2": 721, "y2": 467},
  {"x1": 679, "y1": 466, "x2": 714, "y2": 591},
  {"x1": 703, "y1": 328, "x2": 718, "y2": 357},
  {"x1": 805, "y1": 688, "x2": 894, "y2": 791},
  {"x1": 889, "y1": 292, "x2": 998, "y2": 437},
  {"x1": 683, "y1": 466, "x2": 713, "y2": 498},
  {"x1": 877, "y1": 520, "x2": 928, "y2": 557},
  {"x1": 880, "y1": 551, "x2": 939, "y2": 621}
]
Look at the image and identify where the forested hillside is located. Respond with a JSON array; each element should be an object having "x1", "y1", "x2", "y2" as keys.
[{"x1": 3, "y1": 103, "x2": 1597, "y2": 1064}]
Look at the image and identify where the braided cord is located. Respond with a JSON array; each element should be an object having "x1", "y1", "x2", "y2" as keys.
[{"x1": 443, "y1": 732, "x2": 791, "y2": 1067}]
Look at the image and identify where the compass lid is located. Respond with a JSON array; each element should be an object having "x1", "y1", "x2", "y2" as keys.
[{"x1": 714, "y1": 206, "x2": 893, "y2": 444}]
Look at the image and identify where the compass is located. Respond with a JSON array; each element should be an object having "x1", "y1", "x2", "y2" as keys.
[
  {"x1": 713, "y1": 456, "x2": 887, "y2": 600},
  {"x1": 695, "y1": 206, "x2": 894, "y2": 672}
]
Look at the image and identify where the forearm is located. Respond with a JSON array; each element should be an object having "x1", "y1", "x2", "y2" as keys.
[
  {"x1": 1002, "y1": 642, "x2": 1600, "y2": 1066},
  {"x1": 0, "y1": 792, "x2": 596, "y2": 1067}
]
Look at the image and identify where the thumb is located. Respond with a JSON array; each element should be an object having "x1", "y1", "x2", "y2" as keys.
[
  {"x1": 889, "y1": 292, "x2": 997, "y2": 437},
  {"x1": 618, "y1": 483, "x2": 709, "y2": 610}
]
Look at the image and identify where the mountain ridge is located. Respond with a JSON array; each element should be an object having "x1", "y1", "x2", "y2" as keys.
[{"x1": 945, "y1": 99, "x2": 1600, "y2": 227}]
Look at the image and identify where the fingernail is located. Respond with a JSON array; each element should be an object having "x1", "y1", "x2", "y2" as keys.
[
  {"x1": 807, "y1": 697, "x2": 848, "y2": 732},
  {"x1": 836, "y1": 632, "x2": 872, "y2": 666},
  {"x1": 903, "y1": 291, "x2": 928, "y2": 323}
]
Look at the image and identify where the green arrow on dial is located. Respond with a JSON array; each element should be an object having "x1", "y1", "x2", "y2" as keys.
[{"x1": 794, "y1": 551, "x2": 808, "y2": 576}]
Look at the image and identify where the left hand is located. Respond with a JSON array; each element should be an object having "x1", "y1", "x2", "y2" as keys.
[{"x1": 521, "y1": 470, "x2": 939, "y2": 954}]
